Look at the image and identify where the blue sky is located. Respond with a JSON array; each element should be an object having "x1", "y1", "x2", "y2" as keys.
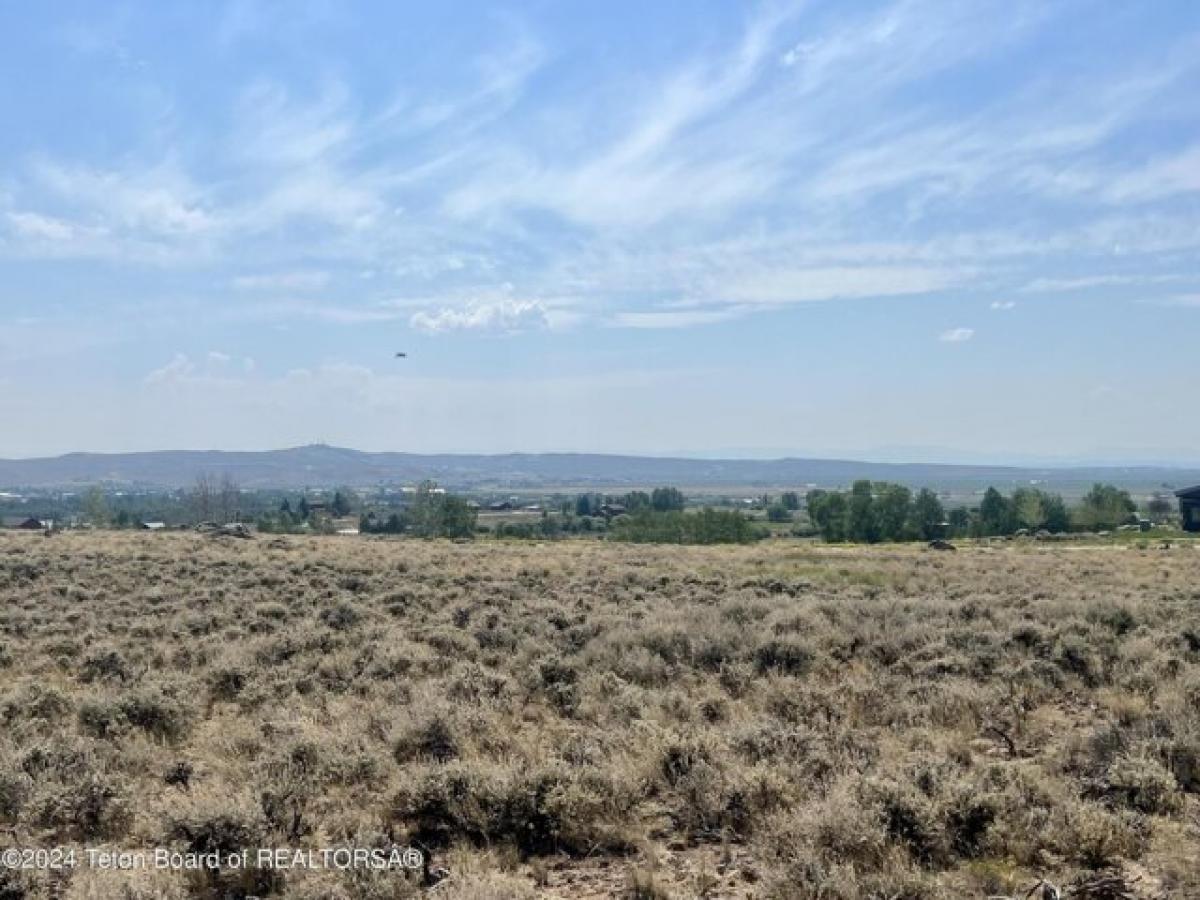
[{"x1": 1, "y1": 1, "x2": 1198, "y2": 462}]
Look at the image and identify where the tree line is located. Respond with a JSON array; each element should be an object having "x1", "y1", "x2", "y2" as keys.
[
  {"x1": 806, "y1": 481, "x2": 1140, "y2": 543},
  {"x1": 572, "y1": 487, "x2": 686, "y2": 516},
  {"x1": 359, "y1": 482, "x2": 476, "y2": 538}
]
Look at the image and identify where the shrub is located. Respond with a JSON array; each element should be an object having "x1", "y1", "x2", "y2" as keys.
[
  {"x1": 32, "y1": 772, "x2": 132, "y2": 841},
  {"x1": 165, "y1": 792, "x2": 268, "y2": 855},
  {"x1": 754, "y1": 638, "x2": 814, "y2": 676},
  {"x1": 1105, "y1": 754, "x2": 1181, "y2": 815},
  {"x1": 319, "y1": 601, "x2": 362, "y2": 631},
  {"x1": 394, "y1": 715, "x2": 460, "y2": 764},
  {"x1": 392, "y1": 763, "x2": 503, "y2": 850},
  {"x1": 79, "y1": 687, "x2": 191, "y2": 741},
  {"x1": 79, "y1": 648, "x2": 132, "y2": 683}
]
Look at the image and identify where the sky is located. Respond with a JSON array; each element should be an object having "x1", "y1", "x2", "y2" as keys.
[{"x1": 1, "y1": 1, "x2": 1198, "y2": 463}]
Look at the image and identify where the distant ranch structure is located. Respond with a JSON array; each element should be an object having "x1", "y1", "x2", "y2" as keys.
[
  {"x1": 4, "y1": 517, "x2": 51, "y2": 530},
  {"x1": 1178, "y1": 485, "x2": 1200, "y2": 532}
]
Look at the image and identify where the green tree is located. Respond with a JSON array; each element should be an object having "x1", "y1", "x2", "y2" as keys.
[
  {"x1": 1041, "y1": 493, "x2": 1070, "y2": 533},
  {"x1": 847, "y1": 480, "x2": 879, "y2": 543},
  {"x1": 780, "y1": 491, "x2": 800, "y2": 511},
  {"x1": 766, "y1": 503, "x2": 792, "y2": 523},
  {"x1": 623, "y1": 491, "x2": 651, "y2": 512},
  {"x1": 874, "y1": 483, "x2": 912, "y2": 541},
  {"x1": 1011, "y1": 487, "x2": 1044, "y2": 531},
  {"x1": 910, "y1": 488, "x2": 945, "y2": 540},
  {"x1": 83, "y1": 486, "x2": 110, "y2": 527},
  {"x1": 407, "y1": 483, "x2": 478, "y2": 539},
  {"x1": 948, "y1": 507, "x2": 971, "y2": 536},
  {"x1": 979, "y1": 487, "x2": 1012, "y2": 536},
  {"x1": 807, "y1": 489, "x2": 848, "y2": 542},
  {"x1": 331, "y1": 490, "x2": 353, "y2": 517},
  {"x1": 1074, "y1": 483, "x2": 1136, "y2": 531},
  {"x1": 650, "y1": 487, "x2": 686, "y2": 512}
]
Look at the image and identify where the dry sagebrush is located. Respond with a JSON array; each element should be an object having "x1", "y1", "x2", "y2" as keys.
[{"x1": 0, "y1": 532, "x2": 1198, "y2": 898}]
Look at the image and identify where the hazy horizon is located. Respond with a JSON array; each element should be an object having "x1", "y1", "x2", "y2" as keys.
[
  {"x1": 3, "y1": 441, "x2": 1199, "y2": 471},
  {"x1": 2, "y1": 2, "x2": 1199, "y2": 459}
]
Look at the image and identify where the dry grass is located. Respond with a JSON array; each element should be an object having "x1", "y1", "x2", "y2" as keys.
[{"x1": 1, "y1": 531, "x2": 1198, "y2": 898}]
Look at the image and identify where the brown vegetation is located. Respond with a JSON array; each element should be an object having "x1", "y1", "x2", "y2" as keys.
[{"x1": 0, "y1": 531, "x2": 1198, "y2": 898}]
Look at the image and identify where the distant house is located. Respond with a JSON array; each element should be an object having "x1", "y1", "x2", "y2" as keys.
[
  {"x1": 488, "y1": 500, "x2": 513, "y2": 511},
  {"x1": 598, "y1": 503, "x2": 627, "y2": 518},
  {"x1": 139, "y1": 521, "x2": 167, "y2": 531},
  {"x1": 12, "y1": 517, "x2": 48, "y2": 530},
  {"x1": 1177, "y1": 485, "x2": 1200, "y2": 532}
]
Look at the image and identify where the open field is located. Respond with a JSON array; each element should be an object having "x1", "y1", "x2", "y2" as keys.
[{"x1": 1, "y1": 532, "x2": 1198, "y2": 899}]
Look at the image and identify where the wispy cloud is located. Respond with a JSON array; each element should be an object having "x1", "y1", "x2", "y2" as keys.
[
  {"x1": 144, "y1": 353, "x2": 196, "y2": 385},
  {"x1": 1021, "y1": 273, "x2": 1184, "y2": 293},
  {"x1": 938, "y1": 327, "x2": 975, "y2": 343},
  {"x1": 1, "y1": 0, "x2": 1198, "y2": 351},
  {"x1": 232, "y1": 270, "x2": 330, "y2": 291},
  {"x1": 1103, "y1": 144, "x2": 1200, "y2": 203},
  {"x1": 410, "y1": 298, "x2": 550, "y2": 334},
  {"x1": 612, "y1": 309, "x2": 744, "y2": 329},
  {"x1": 6, "y1": 211, "x2": 79, "y2": 241},
  {"x1": 32, "y1": 158, "x2": 216, "y2": 236}
]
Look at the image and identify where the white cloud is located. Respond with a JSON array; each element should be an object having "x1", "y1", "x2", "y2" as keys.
[
  {"x1": 147, "y1": 351, "x2": 261, "y2": 385},
  {"x1": 6, "y1": 211, "x2": 78, "y2": 241},
  {"x1": 32, "y1": 159, "x2": 216, "y2": 237},
  {"x1": 223, "y1": 300, "x2": 406, "y2": 325},
  {"x1": 612, "y1": 309, "x2": 744, "y2": 329},
  {"x1": 990, "y1": 300, "x2": 1016, "y2": 310},
  {"x1": 1021, "y1": 273, "x2": 1184, "y2": 293},
  {"x1": 144, "y1": 353, "x2": 196, "y2": 385},
  {"x1": 1104, "y1": 144, "x2": 1200, "y2": 202},
  {"x1": 410, "y1": 298, "x2": 550, "y2": 334},
  {"x1": 938, "y1": 327, "x2": 974, "y2": 343},
  {"x1": 443, "y1": 6, "x2": 795, "y2": 229},
  {"x1": 711, "y1": 265, "x2": 965, "y2": 307},
  {"x1": 232, "y1": 270, "x2": 330, "y2": 291}
]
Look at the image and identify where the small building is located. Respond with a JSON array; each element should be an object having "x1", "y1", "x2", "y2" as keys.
[
  {"x1": 12, "y1": 517, "x2": 48, "y2": 530},
  {"x1": 139, "y1": 521, "x2": 167, "y2": 531},
  {"x1": 1176, "y1": 485, "x2": 1200, "y2": 532}
]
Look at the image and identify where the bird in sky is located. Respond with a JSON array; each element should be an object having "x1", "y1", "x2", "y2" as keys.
[{"x1": 395, "y1": 352, "x2": 407, "y2": 358}]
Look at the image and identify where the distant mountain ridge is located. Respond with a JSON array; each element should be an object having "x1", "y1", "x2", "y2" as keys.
[{"x1": 1, "y1": 445, "x2": 1197, "y2": 493}]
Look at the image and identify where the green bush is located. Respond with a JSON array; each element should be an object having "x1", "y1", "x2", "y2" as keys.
[{"x1": 610, "y1": 508, "x2": 763, "y2": 544}]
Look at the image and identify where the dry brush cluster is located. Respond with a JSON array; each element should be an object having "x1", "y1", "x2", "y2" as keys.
[{"x1": 0, "y1": 532, "x2": 1198, "y2": 898}]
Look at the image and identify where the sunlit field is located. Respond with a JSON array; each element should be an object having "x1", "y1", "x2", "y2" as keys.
[{"x1": 1, "y1": 531, "x2": 1198, "y2": 899}]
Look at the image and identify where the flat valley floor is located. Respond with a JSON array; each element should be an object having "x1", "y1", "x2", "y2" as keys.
[{"x1": 1, "y1": 532, "x2": 1198, "y2": 898}]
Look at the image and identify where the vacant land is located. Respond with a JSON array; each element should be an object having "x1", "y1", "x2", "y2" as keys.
[{"x1": 0, "y1": 532, "x2": 1198, "y2": 899}]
